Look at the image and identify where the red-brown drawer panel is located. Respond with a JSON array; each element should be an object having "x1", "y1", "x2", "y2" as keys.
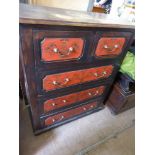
[
  {"x1": 82, "y1": 65, "x2": 114, "y2": 83},
  {"x1": 95, "y1": 37, "x2": 125, "y2": 57},
  {"x1": 44, "y1": 101, "x2": 98, "y2": 126},
  {"x1": 43, "y1": 65, "x2": 113, "y2": 91},
  {"x1": 41, "y1": 38, "x2": 84, "y2": 61},
  {"x1": 78, "y1": 86, "x2": 104, "y2": 103},
  {"x1": 44, "y1": 93, "x2": 77, "y2": 113},
  {"x1": 43, "y1": 86, "x2": 105, "y2": 113}
]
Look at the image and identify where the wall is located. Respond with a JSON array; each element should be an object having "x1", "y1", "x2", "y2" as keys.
[{"x1": 28, "y1": 0, "x2": 90, "y2": 11}]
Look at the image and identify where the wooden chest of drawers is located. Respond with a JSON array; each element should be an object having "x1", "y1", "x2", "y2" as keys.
[{"x1": 19, "y1": 4, "x2": 135, "y2": 134}]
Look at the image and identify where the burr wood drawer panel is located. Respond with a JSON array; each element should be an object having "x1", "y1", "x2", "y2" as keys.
[
  {"x1": 95, "y1": 37, "x2": 125, "y2": 57},
  {"x1": 33, "y1": 30, "x2": 93, "y2": 67},
  {"x1": 43, "y1": 65, "x2": 113, "y2": 91},
  {"x1": 94, "y1": 31, "x2": 133, "y2": 58},
  {"x1": 44, "y1": 101, "x2": 98, "y2": 126},
  {"x1": 41, "y1": 38, "x2": 84, "y2": 61},
  {"x1": 43, "y1": 86, "x2": 105, "y2": 113}
]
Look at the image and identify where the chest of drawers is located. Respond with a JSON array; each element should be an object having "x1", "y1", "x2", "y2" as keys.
[{"x1": 19, "y1": 4, "x2": 135, "y2": 134}]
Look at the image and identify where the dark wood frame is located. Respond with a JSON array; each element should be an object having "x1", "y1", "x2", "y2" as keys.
[{"x1": 20, "y1": 13, "x2": 134, "y2": 135}]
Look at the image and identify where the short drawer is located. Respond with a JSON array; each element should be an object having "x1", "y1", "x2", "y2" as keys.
[
  {"x1": 43, "y1": 86, "x2": 105, "y2": 113},
  {"x1": 94, "y1": 31, "x2": 133, "y2": 58},
  {"x1": 44, "y1": 101, "x2": 98, "y2": 126},
  {"x1": 95, "y1": 37, "x2": 125, "y2": 57},
  {"x1": 41, "y1": 38, "x2": 84, "y2": 61},
  {"x1": 43, "y1": 65, "x2": 113, "y2": 91}
]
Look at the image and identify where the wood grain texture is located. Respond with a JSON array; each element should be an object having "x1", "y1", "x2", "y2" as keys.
[
  {"x1": 42, "y1": 65, "x2": 113, "y2": 91},
  {"x1": 43, "y1": 86, "x2": 105, "y2": 113},
  {"x1": 106, "y1": 82, "x2": 135, "y2": 115},
  {"x1": 20, "y1": 26, "x2": 40, "y2": 131},
  {"x1": 44, "y1": 101, "x2": 98, "y2": 126},
  {"x1": 19, "y1": 3, "x2": 134, "y2": 29},
  {"x1": 41, "y1": 38, "x2": 84, "y2": 61},
  {"x1": 95, "y1": 37, "x2": 126, "y2": 57}
]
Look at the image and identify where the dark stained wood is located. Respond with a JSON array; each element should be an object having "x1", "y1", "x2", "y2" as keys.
[
  {"x1": 106, "y1": 82, "x2": 135, "y2": 114},
  {"x1": 19, "y1": 3, "x2": 134, "y2": 29},
  {"x1": 20, "y1": 27, "x2": 40, "y2": 131}
]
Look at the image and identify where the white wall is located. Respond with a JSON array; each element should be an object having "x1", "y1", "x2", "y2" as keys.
[{"x1": 29, "y1": 0, "x2": 90, "y2": 11}]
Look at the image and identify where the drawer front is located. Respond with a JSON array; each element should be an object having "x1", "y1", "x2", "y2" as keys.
[
  {"x1": 41, "y1": 38, "x2": 84, "y2": 61},
  {"x1": 95, "y1": 37, "x2": 125, "y2": 57},
  {"x1": 44, "y1": 101, "x2": 98, "y2": 126},
  {"x1": 43, "y1": 86, "x2": 105, "y2": 113},
  {"x1": 43, "y1": 65, "x2": 113, "y2": 91},
  {"x1": 33, "y1": 30, "x2": 94, "y2": 68}
]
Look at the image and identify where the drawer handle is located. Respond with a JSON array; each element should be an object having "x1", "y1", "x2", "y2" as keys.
[
  {"x1": 59, "y1": 115, "x2": 64, "y2": 121},
  {"x1": 52, "y1": 115, "x2": 64, "y2": 123},
  {"x1": 90, "y1": 105, "x2": 94, "y2": 109},
  {"x1": 83, "y1": 107, "x2": 87, "y2": 111},
  {"x1": 50, "y1": 103, "x2": 56, "y2": 106},
  {"x1": 88, "y1": 90, "x2": 99, "y2": 96},
  {"x1": 52, "y1": 78, "x2": 70, "y2": 86},
  {"x1": 103, "y1": 71, "x2": 107, "y2": 75},
  {"x1": 53, "y1": 47, "x2": 74, "y2": 57},
  {"x1": 103, "y1": 44, "x2": 119, "y2": 51},
  {"x1": 62, "y1": 100, "x2": 67, "y2": 103},
  {"x1": 93, "y1": 71, "x2": 107, "y2": 78}
]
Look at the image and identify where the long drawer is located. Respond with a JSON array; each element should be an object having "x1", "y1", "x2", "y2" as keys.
[
  {"x1": 44, "y1": 101, "x2": 98, "y2": 126},
  {"x1": 42, "y1": 85, "x2": 105, "y2": 114},
  {"x1": 43, "y1": 65, "x2": 113, "y2": 92}
]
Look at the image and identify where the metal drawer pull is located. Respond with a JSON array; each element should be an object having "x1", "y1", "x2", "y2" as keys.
[
  {"x1": 62, "y1": 100, "x2": 67, "y2": 103},
  {"x1": 93, "y1": 71, "x2": 107, "y2": 77},
  {"x1": 88, "y1": 92, "x2": 92, "y2": 96},
  {"x1": 94, "y1": 73, "x2": 98, "y2": 77},
  {"x1": 52, "y1": 78, "x2": 70, "y2": 86},
  {"x1": 88, "y1": 90, "x2": 99, "y2": 96},
  {"x1": 104, "y1": 45, "x2": 108, "y2": 49},
  {"x1": 52, "y1": 81, "x2": 58, "y2": 85},
  {"x1": 51, "y1": 103, "x2": 55, "y2": 106},
  {"x1": 65, "y1": 78, "x2": 70, "y2": 82},
  {"x1": 53, "y1": 48, "x2": 58, "y2": 53},
  {"x1": 103, "y1": 71, "x2": 107, "y2": 75},
  {"x1": 83, "y1": 107, "x2": 86, "y2": 111},
  {"x1": 114, "y1": 44, "x2": 119, "y2": 48},
  {"x1": 69, "y1": 47, "x2": 74, "y2": 52},
  {"x1": 48, "y1": 102, "x2": 55, "y2": 106},
  {"x1": 103, "y1": 44, "x2": 119, "y2": 51},
  {"x1": 60, "y1": 115, "x2": 64, "y2": 120},
  {"x1": 96, "y1": 90, "x2": 99, "y2": 94},
  {"x1": 53, "y1": 47, "x2": 74, "y2": 57}
]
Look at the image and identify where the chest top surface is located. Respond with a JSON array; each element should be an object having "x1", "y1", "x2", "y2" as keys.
[{"x1": 19, "y1": 3, "x2": 134, "y2": 29}]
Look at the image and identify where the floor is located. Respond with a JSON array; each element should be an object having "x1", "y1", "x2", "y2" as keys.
[{"x1": 19, "y1": 99, "x2": 135, "y2": 155}]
